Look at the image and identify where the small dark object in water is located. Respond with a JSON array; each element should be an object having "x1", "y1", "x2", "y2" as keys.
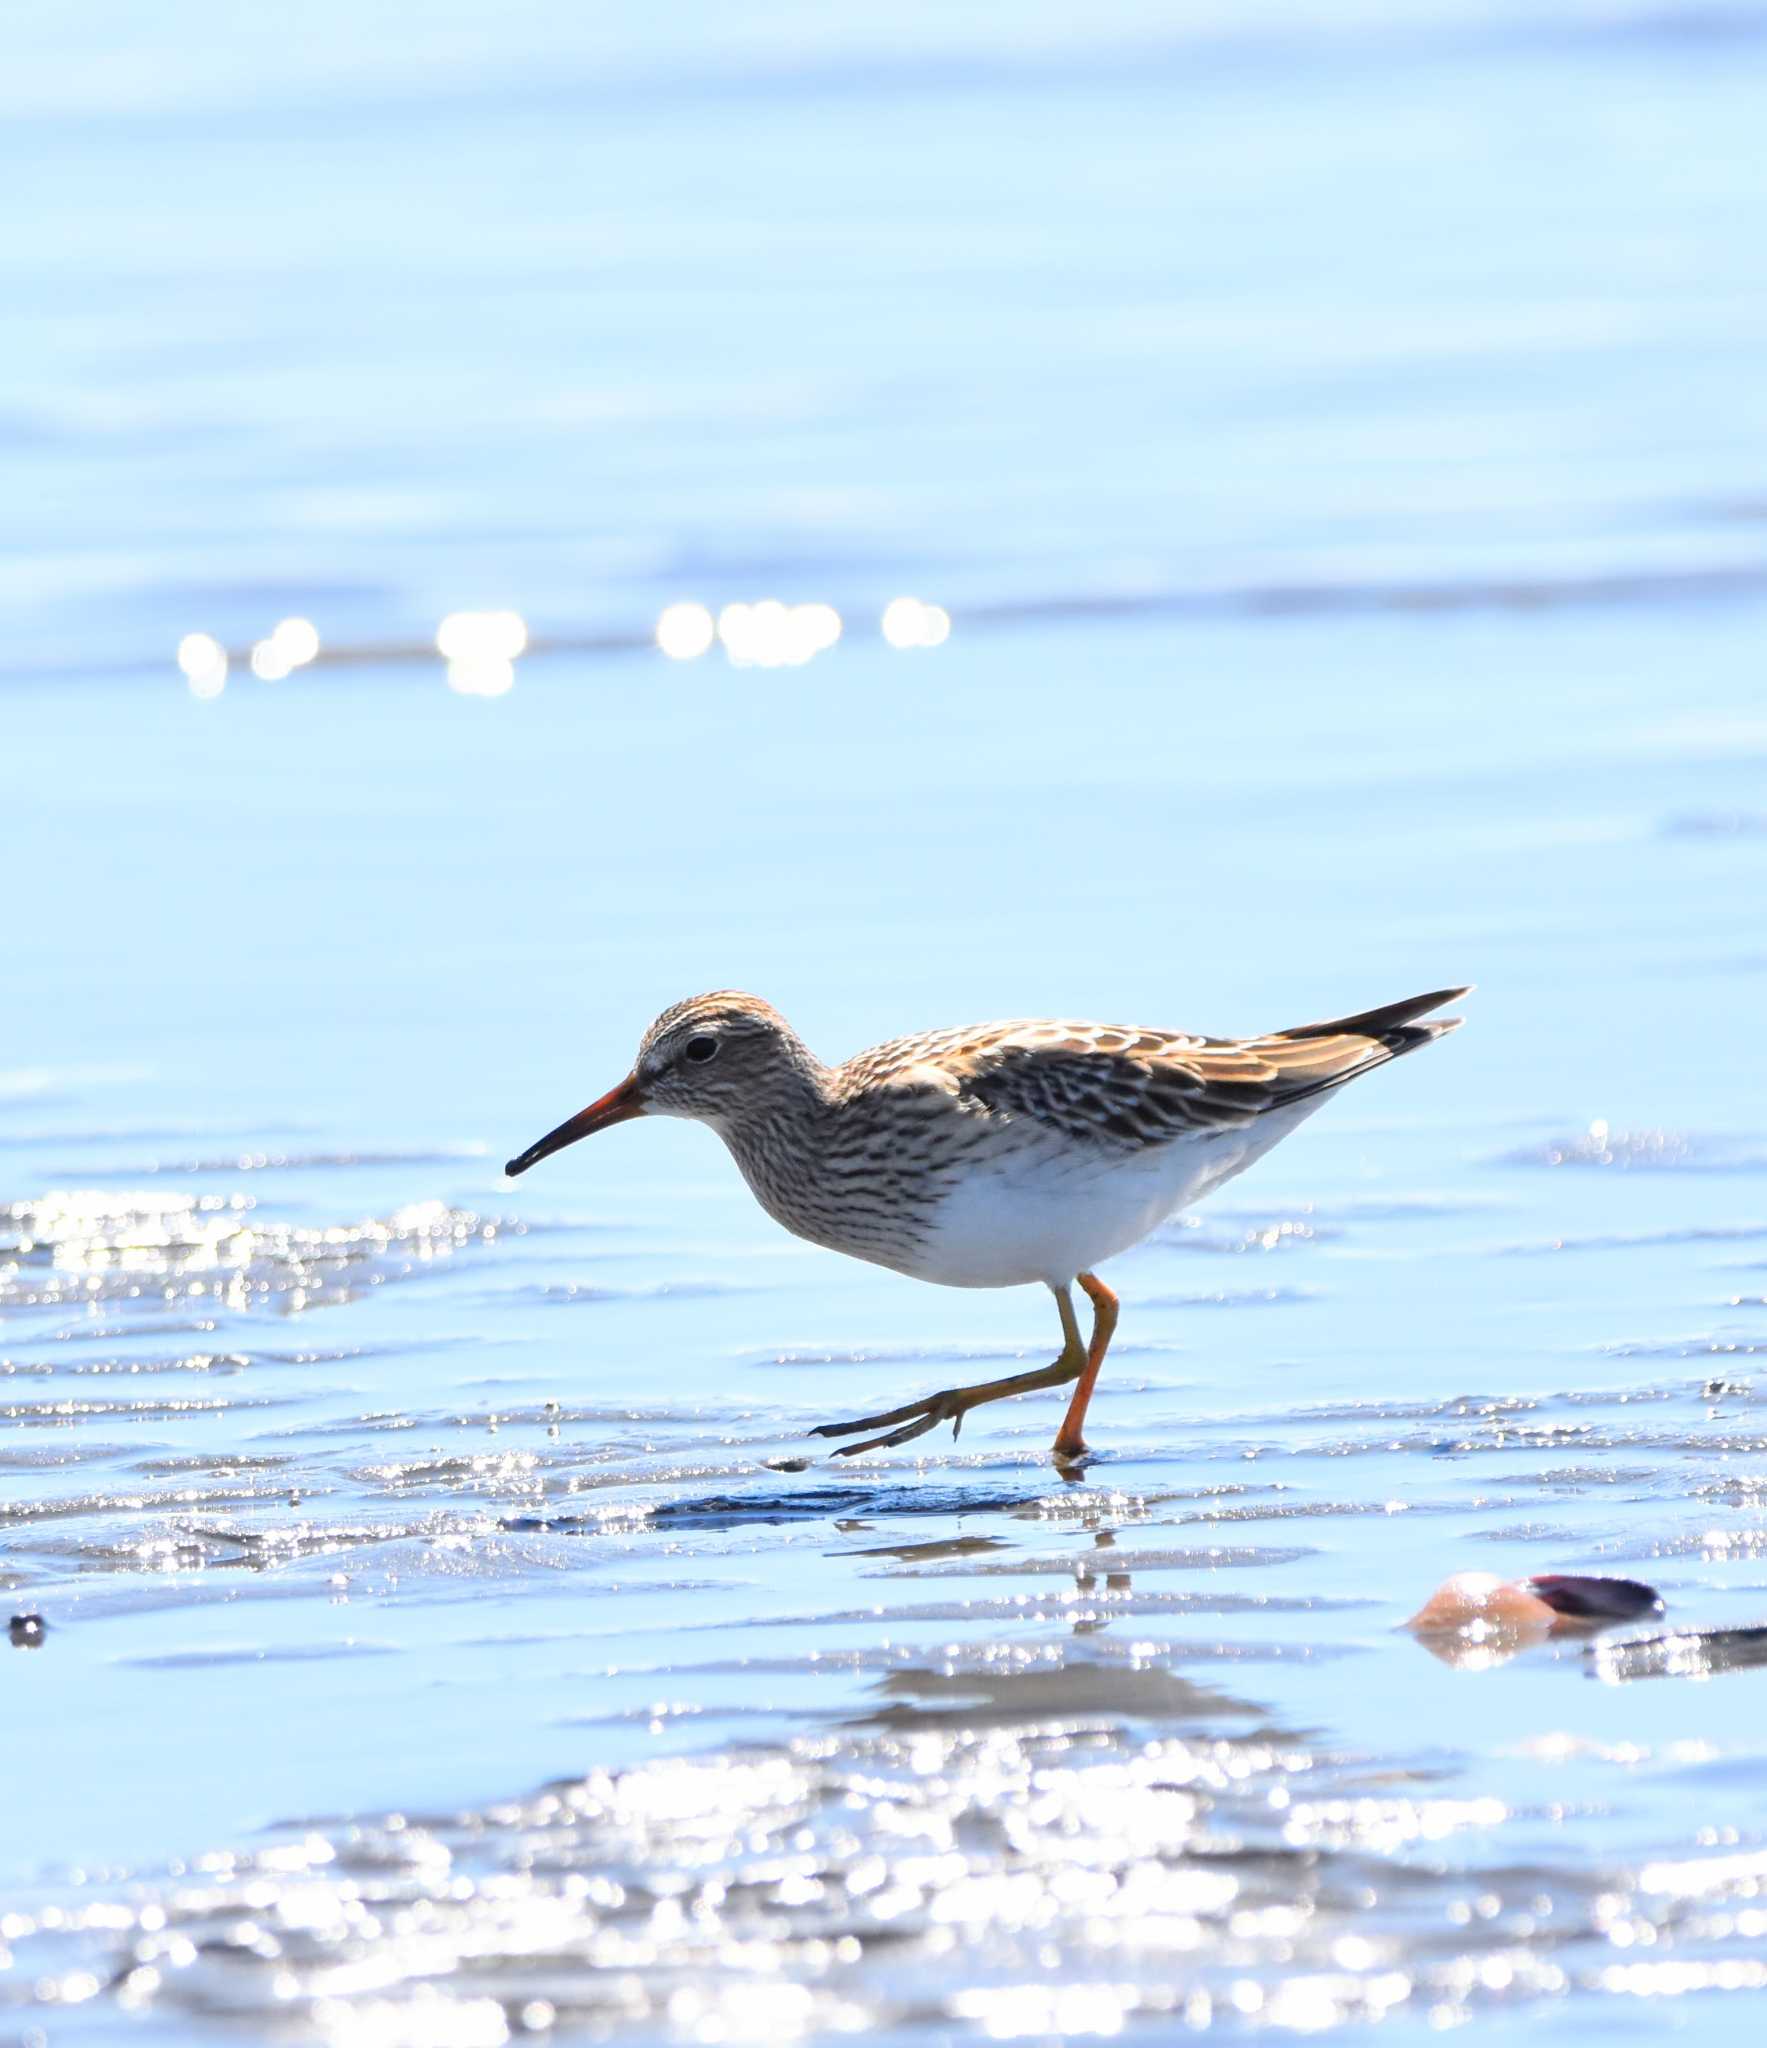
[
  {"x1": 1407, "y1": 1571, "x2": 1663, "y2": 1634},
  {"x1": 1405, "y1": 1573, "x2": 1559, "y2": 1634},
  {"x1": 1591, "y1": 1624, "x2": 1767, "y2": 1685},
  {"x1": 763, "y1": 1456, "x2": 811, "y2": 1473},
  {"x1": 1405, "y1": 1571, "x2": 1665, "y2": 1669},
  {"x1": 1524, "y1": 1574, "x2": 1664, "y2": 1622},
  {"x1": 8, "y1": 1614, "x2": 46, "y2": 1649}
]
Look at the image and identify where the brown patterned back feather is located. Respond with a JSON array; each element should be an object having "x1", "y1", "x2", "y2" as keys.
[{"x1": 833, "y1": 989, "x2": 1468, "y2": 1155}]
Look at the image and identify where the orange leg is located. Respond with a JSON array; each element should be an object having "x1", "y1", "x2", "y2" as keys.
[{"x1": 1052, "y1": 1270, "x2": 1119, "y2": 1461}]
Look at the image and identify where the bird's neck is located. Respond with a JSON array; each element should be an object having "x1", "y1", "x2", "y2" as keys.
[{"x1": 714, "y1": 1056, "x2": 842, "y2": 1238}]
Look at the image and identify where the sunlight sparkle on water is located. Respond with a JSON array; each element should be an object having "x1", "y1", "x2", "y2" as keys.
[
  {"x1": 436, "y1": 611, "x2": 528, "y2": 662},
  {"x1": 176, "y1": 632, "x2": 228, "y2": 698},
  {"x1": 882, "y1": 596, "x2": 952, "y2": 649},
  {"x1": 446, "y1": 655, "x2": 516, "y2": 698},
  {"x1": 716, "y1": 599, "x2": 843, "y2": 668},
  {"x1": 655, "y1": 601, "x2": 717, "y2": 660},
  {"x1": 252, "y1": 615, "x2": 324, "y2": 679},
  {"x1": 438, "y1": 612, "x2": 525, "y2": 695},
  {"x1": 271, "y1": 617, "x2": 320, "y2": 667}
]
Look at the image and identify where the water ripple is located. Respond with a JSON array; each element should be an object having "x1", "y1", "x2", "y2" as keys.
[
  {"x1": 1, "y1": 1191, "x2": 525, "y2": 1317},
  {"x1": 13, "y1": 1693, "x2": 1767, "y2": 2043}
]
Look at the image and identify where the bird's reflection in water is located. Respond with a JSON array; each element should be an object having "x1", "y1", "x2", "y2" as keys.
[
  {"x1": 1070, "y1": 1547, "x2": 1135, "y2": 1635},
  {"x1": 845, "y1": 1658, "x2": 1268, "y2": 1733},
  {"x1": 838, "y1": 1531, "x2": 1011, "y2": 1564}
]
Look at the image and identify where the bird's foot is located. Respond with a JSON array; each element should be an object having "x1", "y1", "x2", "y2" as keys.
[
  {"x1": 810, "y1": 1387, "x2": 971, "y2": 1457},
  {"x1": 809, "y1": 1352, "x2": 1088, "y2": 1459}
]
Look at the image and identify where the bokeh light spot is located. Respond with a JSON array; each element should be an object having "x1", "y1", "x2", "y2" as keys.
[
  {"x1": 718, "y1": 599, "x2": 844, "y2": 668},
  {"x1": 176, "y1": 632, "x2": 229, "y2": 697},
  {"x1": 656, "y1": 602, "x2": 716, "y2": 660},
  {"x1": 271, "y1": 617, "x2": 320, "y2": 667},
  {"x1": 881, "y1": 597, "x2": 952, "y2": 649},
  {"x1": 437, "y1": 611, "x2": 528, "y2": 662},
  {"x1": 446, "y1": 655, "x2": 516, "y2": 697}
]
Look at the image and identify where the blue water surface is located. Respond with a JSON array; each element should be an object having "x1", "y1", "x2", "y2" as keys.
[{"x1": 5, "y1": 4, "x2": 1767, "y2": 2042}]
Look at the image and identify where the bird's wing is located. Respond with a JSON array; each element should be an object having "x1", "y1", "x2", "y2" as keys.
[
  {"x1": 946, "y1": 1026, "x2": 1287, "y2": 1149},
  {"x1": 845, "y1": 995, "x2": 1466, "y2": 1153}
]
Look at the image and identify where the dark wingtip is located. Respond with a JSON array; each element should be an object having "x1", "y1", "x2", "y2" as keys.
[{"x1": 503, "y1": 1155, "x2": 528, "y2": 1178}]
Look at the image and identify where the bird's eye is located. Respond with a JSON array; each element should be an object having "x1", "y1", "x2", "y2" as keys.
[{"x1": 684, "y1": 1035, "x2": 719, "y2": 1064}]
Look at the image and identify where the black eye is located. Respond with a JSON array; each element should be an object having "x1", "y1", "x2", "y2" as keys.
[{"x1": 684, "y1": 1035, "x2": 719, "y2": 1064}]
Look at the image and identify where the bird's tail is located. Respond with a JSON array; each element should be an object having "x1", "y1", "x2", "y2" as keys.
[
  {"x1": 1279, "y1": 985, "x2": 1472, "y2": 1058},
  {"x1": 1245, "y1": 985, "x2": 1471, "y2": 1110}
]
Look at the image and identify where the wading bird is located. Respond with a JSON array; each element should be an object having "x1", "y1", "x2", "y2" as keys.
[{"x1": 507, "y1": 988, "x2": 1467, "y2": 1461}]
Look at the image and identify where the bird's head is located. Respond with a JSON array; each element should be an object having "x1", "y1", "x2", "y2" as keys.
[{"x1": 504, "y1": 992, "x2": 809, "y2": 1176}]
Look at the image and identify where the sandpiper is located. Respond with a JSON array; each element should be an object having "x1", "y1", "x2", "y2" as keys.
[{"x1": 506, "y1": 987, "x2": 1468, "y2": 1460}]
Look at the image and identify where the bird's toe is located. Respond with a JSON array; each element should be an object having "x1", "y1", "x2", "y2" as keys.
[
  {"x1": 826, "y1": 1407, "x2": 944, "y2": 1456},
  {"x1": 809, "y1": 1397, "x2": 928, "y2": 1442},
  {"x1": 812, "y1": 1385, "x2": 971, "y2": 1456}
]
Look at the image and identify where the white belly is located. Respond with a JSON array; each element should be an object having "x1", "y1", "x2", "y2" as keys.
[{"x1": 903, "y1": 1104, "x2": 1320, "y2": 1289}]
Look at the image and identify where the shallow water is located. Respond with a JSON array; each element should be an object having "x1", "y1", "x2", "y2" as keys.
[{"x1": 8, "y1": 3, "x2": 1767, "y2": 2042}]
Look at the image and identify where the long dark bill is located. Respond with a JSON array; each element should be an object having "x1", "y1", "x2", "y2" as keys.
[{"x1": 504, "y1": 1073, "x2": 643, "y2": 1177}]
